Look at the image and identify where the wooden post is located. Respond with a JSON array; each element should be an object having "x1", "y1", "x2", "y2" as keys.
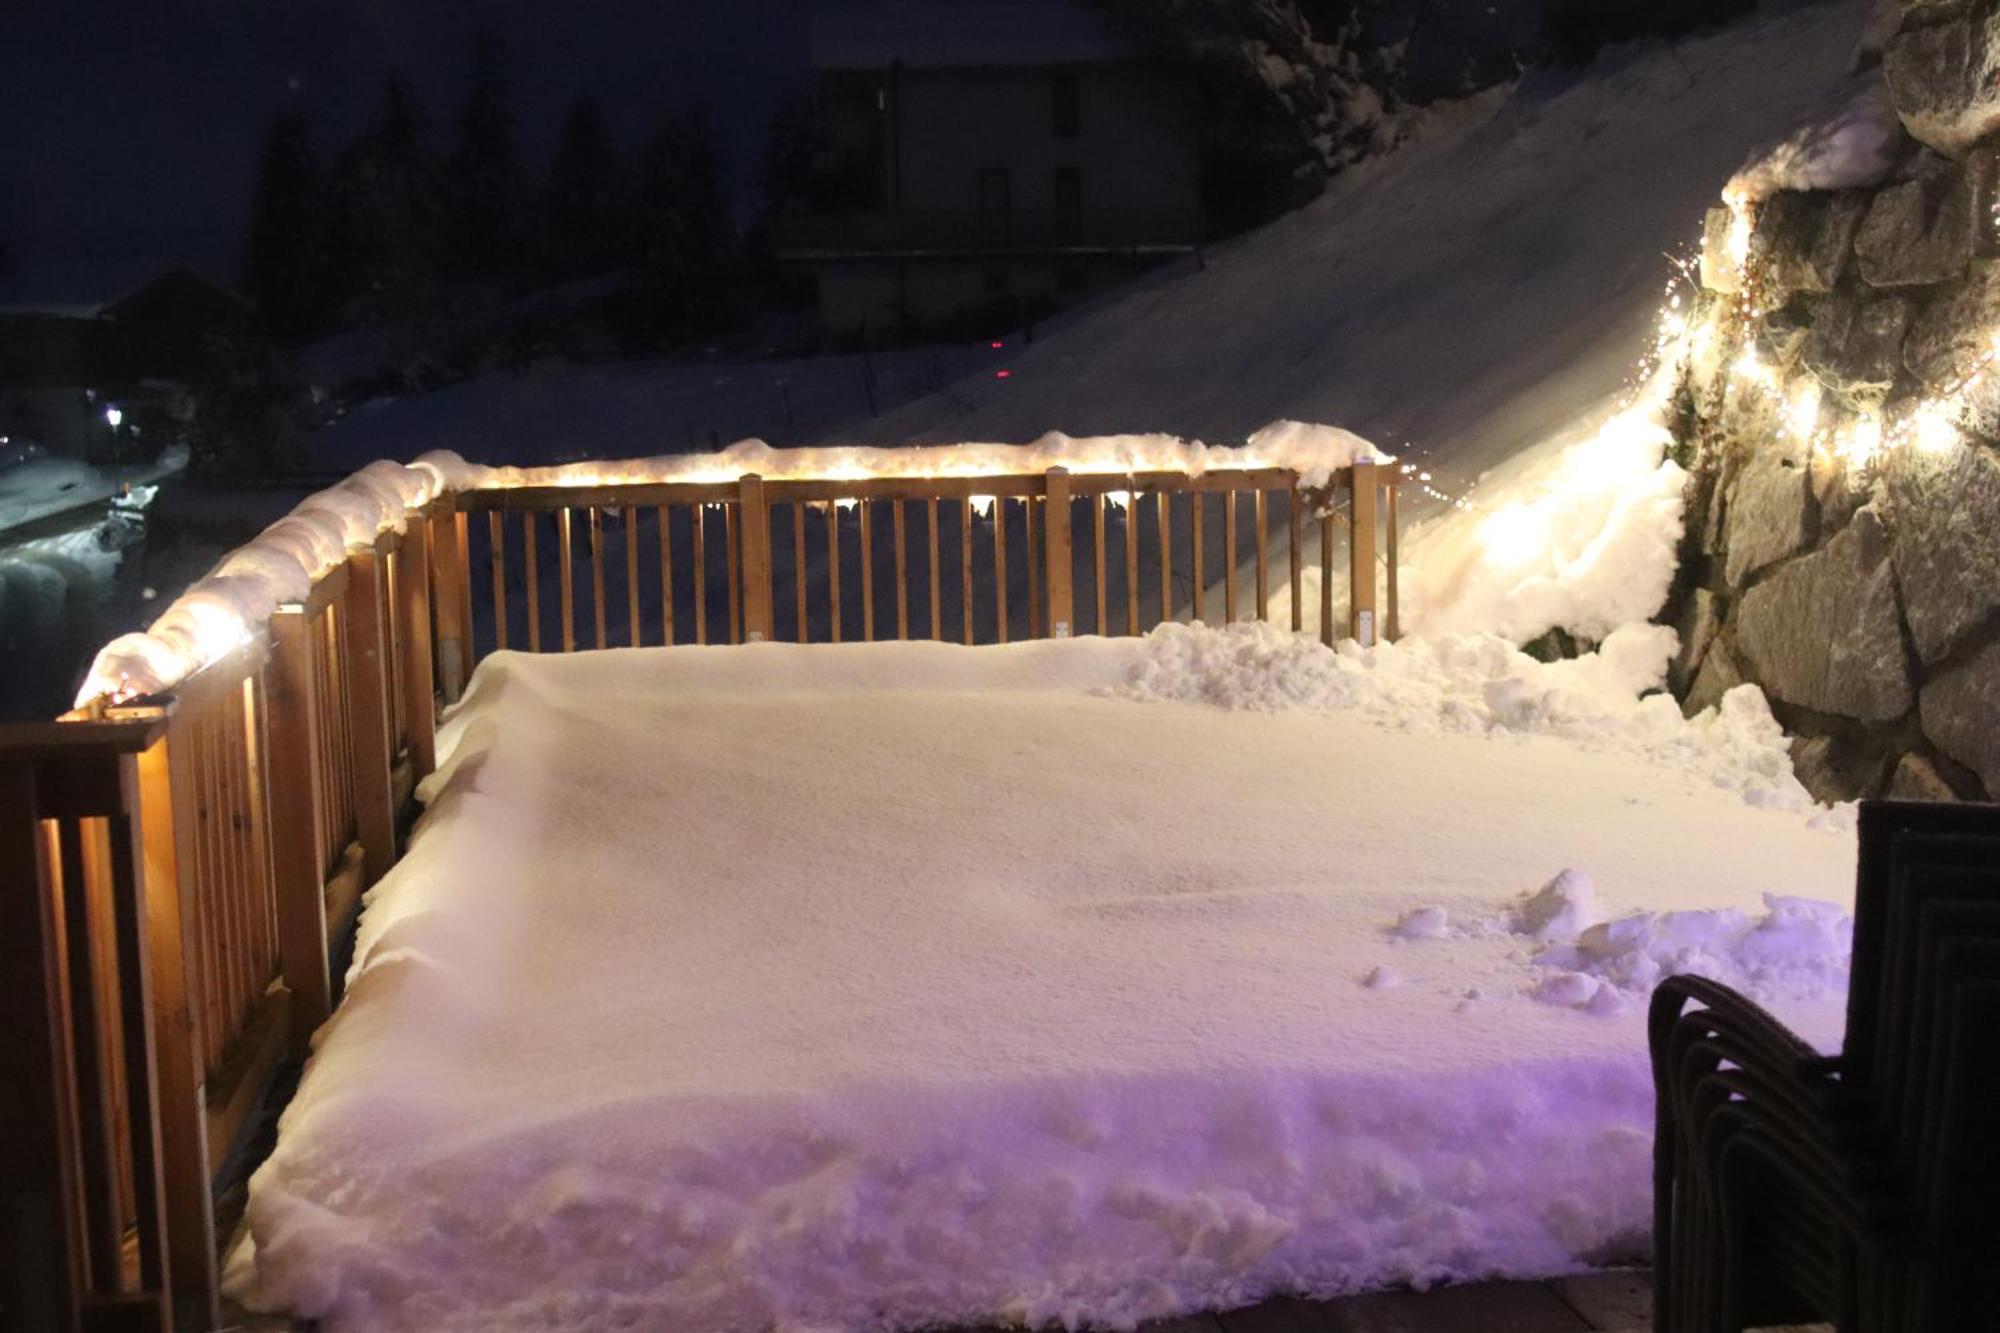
[
  {"x1": 1288, "y1": 484, "x2": 1303, "y2": 633},
  {"x1": 395, "y1": 514, "x2": 437, "y2": 781},
  {"x1": 265, "y1": 609, "x2": 331, "y2": 1057},
  {"x1": 343, "y1": 546, "x2": 397, "y2": 884},
  {"x1": 1320, "y1": 511, "x2": 1335, "y2": 648},
  {"x1": 738, "y1": 475, "x2": 773, "y2": 643},
  {"x1": 558, "y1": 508, "x2": 576, "y2": 653},
  {"x1": 1385, "y1": 483, "x2": 1401, "y2": 642},
  {"x1": 1349, "y1": 461, "x2": 1378, "y2": 646},
  {"x1": 1044, "y1": 469, "x2": 1073, "y2": 638},
  {"x1": 428, "y1": 494, "x2": 468, "y2": 702}
]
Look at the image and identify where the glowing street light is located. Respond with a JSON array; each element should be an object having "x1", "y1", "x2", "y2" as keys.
[{"x1": 105, "y1": 406, "x2": 124, "y2": 430}]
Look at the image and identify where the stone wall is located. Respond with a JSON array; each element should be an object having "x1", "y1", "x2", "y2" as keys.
[{"x1": 1665, "y1": 1, "x2": 2000, "y2": 804}]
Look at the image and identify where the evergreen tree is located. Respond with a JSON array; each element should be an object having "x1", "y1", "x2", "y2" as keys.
[
  {"x1": 543, "y1": 97, "x2": 627, "y2": 281},
  {"x1": 447, "y1": 29, "x2": 526, "y2": 283},
  {"x1": 241, "y1": 106, "x2": 332, "y2": 344},
  {"x1": 631, "y1": 111, "x2": 736, "y2": 337},
  {"x1": 328, "y1": 73, "x2": 448, "y2": 324}
]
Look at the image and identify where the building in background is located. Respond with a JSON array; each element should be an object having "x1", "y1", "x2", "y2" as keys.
[{"x1": 772, "y1": 0, "x2": 1201, "y2": 346}]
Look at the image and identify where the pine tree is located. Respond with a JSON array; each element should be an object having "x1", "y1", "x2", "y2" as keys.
[
  {"x1": 447, "y1": 29, "x2": 526, "y2": 284},
  {"x1": 329, "y1": 73, "x2": 448, "y2": 324},
  {"x1": 631, "y1": 111, "x2": 737, "y2": 337},
  {"x1": 241, "y1": 106, "x2": 331, "y2": 344},
  {"x1": 543, "y1": 98, "x2": 627, "y2": 281}
]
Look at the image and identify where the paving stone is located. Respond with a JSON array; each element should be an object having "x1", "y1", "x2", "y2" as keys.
[{"x1": 1551, "y1": 1268, "x2": 1651, "y2": 1331}]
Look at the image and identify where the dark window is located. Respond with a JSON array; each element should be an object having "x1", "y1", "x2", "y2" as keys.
[
  {"x1": 1052, "y1": 71, "x2": 1080, "y2": 138},
  {"x1": 1053, "y1": 167, "x2": 1082, "y2": 213},
  {"x1": 977, "y1": 167, "x2": 1013, "y2": 214}
]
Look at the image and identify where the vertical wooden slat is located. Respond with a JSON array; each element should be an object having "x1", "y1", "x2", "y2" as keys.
[
  {"x1": 589, "y1": 508, "x2": 608, "y2": 651},
  {"x1": 725, "y1": 502, "x2": 743, "y2": 645},
  {"x1": 826, "y1": 503, "x2": 842, "y2": 644},
  {"x1": 1385, "y1": 482, "x2": 1401, "y2": 642},
  {"x1": 928, "y1": 500, "x2": 943, "y2": 640},
  {"x1": 266, "y1": 610, "x2": 329, "y2": 1058},
  {"x1": 1124, "y1": 494, "x2": 1140, "y2": 636},
  {"x1": 1254, "y1": 488, "x2": 1269, "y2": 622},
  {"x1": 859, "y1": 501, "x2": 875, "y2": 641},
  {"x1": 344, "y1": 547, "x2": 397, "y2": 884},
  {"x1": 625, "y1": 506, "x2": 641, "y2": 648},
  {"x1": 693, "y1": 506, "x2": 709, "y2": 646},
  {"x1": 1320, "y1": 509, "x2": 1336, "y2": 648},
  {"x1": 557, "y1": 508, "x2": 576, "y2": 654},
  {"x1": 893, "y1": 499, "x2": 909, "y2": 640},
  {"x1": 1044, "y1": 469, "x2": 1073, "y2": 638},
  {"x1": 1157, "y1": 490, "x2": 1172, "y2": 624},
  {"x1": 397, "y1": 514, "x2": 436, "y2": 781},
  {"x1": 1289, "y1": 485, "x2": 1303, "y2": 633},
  {"x1": 1191, "y1": 491, "x2": 1206, "y2": 624},
  {"x1": 1350, "y1": 461, "x2": 1379, "y2": 646},
  {"x1": 107, "y1": 756, "x2": 172, "y2": 1309},
  {"x1": 739, "y1": 476, "x2": 773, "y2": 643},
  {"x1": 793, "y1": 502, "x2": 808, "y2": 643},
  {"x1": 1092, "y1": 493, "x2": 1108, "y2": 635},
  {"x1": 452, "y1": 509, "x2": 472, "y2": 678},
  {"x1": 657, "y1": 507, "x2": 675, "y2": 647},
  {"x1": 1224, "y1": 489, "x2": 1239, "y2": 624},
  {"x1": 993, "y1": 499, "x2": 1009, "y2": 644},
  {"x1": 428, "y1": 493, "x2": 468, "y2": 702},
  {"x1": 486, "y1": 512, "x2": 507, "y2": 652},
  {"x1": 523, "y1": 513, "x2": 542, "y2": 653},
  {"x1": 960, "y1": 499, "x2": 974, "y2": 645},
  {"x1": 55, "y1": 817, "x2": 122, "y2": 1290},
  {"x1": 1026, "y1": 499, "x2": 1041, "y2": 639}
]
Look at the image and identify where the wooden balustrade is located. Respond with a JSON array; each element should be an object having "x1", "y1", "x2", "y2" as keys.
[{"x1": 0, "y1": 460, "x2": 1394, "y2": 1331}]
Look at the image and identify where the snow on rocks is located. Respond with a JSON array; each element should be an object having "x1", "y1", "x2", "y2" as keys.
[
  {"x1": 1511, "y1": 869, "x2": 1595, "y2": 943},
  {"x1": 1725, "y1": 77, "x2": 1905, "y2": 203}
]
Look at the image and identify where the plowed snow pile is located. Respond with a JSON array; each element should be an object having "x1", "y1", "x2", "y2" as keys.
[{"x1": 234, "y1": 631, "x2": 1853, "y2": 1332}]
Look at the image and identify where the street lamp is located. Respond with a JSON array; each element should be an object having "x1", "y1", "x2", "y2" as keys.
[{"x1": 105, "y1": 406, "x2": 123, "y2": 430}]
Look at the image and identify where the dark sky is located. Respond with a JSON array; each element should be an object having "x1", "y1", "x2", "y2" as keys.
[{"x1": 0, "y1": 1, "x2": 812, "y2": 304}]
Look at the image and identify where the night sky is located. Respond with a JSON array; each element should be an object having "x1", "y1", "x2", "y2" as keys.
[{"x1": 0, "y1": 1, "x2": 812, "y2": 304}]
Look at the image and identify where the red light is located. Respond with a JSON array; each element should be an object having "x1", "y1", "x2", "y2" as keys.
[
  {"x1": 995, "y1": 369, "x2": 1012, "y2": 379},
  {"x1": 990, "y1": 340, "x2": 1005, "y2": 349}
]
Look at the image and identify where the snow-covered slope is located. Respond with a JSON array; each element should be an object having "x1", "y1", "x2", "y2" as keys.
[{"x1": 858, "y1": 1, "x2": 1864, "y2": 495}]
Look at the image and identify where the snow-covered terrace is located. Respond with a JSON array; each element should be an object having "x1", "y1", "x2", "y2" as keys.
[{"x1": 1, "y1": 427, "x2": 1854, "y2": 1332}]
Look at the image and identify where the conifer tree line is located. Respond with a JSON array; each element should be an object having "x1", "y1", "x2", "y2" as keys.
[{"x1": 241, "y1": 29, "x2": 735, "y2": 347}]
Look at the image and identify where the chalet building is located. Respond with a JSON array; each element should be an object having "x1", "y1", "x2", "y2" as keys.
[
  {"x1": 0, "y1": 266, "x2": 245, "y2": 462},
  {"x1": 773, "y1": 0, "x2": 1202, "y2": 345}
]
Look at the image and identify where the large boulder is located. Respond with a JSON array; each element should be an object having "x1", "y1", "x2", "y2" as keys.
[
  {"x1": 1752, "y1": 191, "x2": 1866, "y2": 294},
  {"x1": 1804, "y1": 285, "x2": 1915, "y2": 401},
  {"x1": 1735, "y1": 507, "x2": 1914, "y2": 722},
  {"x1": 1724, "y1": 451, "x2": 1814, "y2": 586},
  {"x1": 1852, "y1": 155, "x2": 1985, "y2": 286},
  {"x1": 1903, "y1": 259, "x2": 2000, "y2": 410},
  {"x1": 1670, "y1": 587, "x2": 1724, "y2": 694},
  {"x1": 1884, "y1": 8, "x2": 2000, "y2": 155},
  {"x1": 1887, "y1": 749, "x2": 1960, "y2": 801},
  {"x1": 1919, "y1": 635, "x2": 2000, "y2": 794},
  {"x1": 1700, "y1": 206, "x2": 1745, "y2": 294},
  {"x1": 1884, "y1": 439, "x2": 2000, "y2": 662}
]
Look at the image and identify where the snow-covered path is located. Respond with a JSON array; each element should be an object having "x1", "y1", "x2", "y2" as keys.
[{"x1": 236, "y1": 633, "x2": 1852, "y2": 1332}]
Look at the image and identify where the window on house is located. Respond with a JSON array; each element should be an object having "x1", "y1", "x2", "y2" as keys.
[
  {"x1": 1052, "y1": 71, "x2": 1080, "y2": 138},
  {"x1": 1053, "y1": 167, "x2": 1082, "y2": 214},
  {"x1": 977, "y1": 167, "x2": 1013, "y2": 214}
]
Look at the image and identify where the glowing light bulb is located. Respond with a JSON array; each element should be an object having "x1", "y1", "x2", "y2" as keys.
[
  {"x1": 1912, "y1": 404, "x2": 1959, "y2": 455},
  {"x1": 1783, "y1": 379, "x2": 1820, "y2": 442}
]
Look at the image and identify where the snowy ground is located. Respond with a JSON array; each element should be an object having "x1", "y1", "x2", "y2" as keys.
[{"x1": 233, "y1": 631, "x2": 1853, "y2": 1333}]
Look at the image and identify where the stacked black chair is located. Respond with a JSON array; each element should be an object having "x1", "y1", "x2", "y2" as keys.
[{"x1": 1650, "y1": 800, "x2": 2000, "y2": 1332}]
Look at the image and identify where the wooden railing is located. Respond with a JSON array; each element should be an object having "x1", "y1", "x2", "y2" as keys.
[{"x1": 0, "y1": 457, "x2": 1392, "y2": 1332}]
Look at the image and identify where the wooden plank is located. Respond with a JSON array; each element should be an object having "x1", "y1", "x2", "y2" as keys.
[
  {"x1": 427, "y1": 494, "x2": 468, "y2": 704},
  {"x1": 342, "y1": 549, "x2": 397, "y2": 885},
  {"x1": 928, "y1": 500, "x2": 943, "y2": 640},
  {"x1": 1125, "y1": 495, "x2": 1141, "y2": 635},
  {"x1": 1254, "y1": 489, "x2": 1269, "y2": 621},
  {"x1": 105, "y1": 759, "x2": 170, "y2": 1303},
  {"x1": 134, "y1": 734, "x2": 218, "y2": 1328},
  {"x1": 1349, "y1": 462, "x2": 1378, "y2": 646},
  {"x1": 657, "y1": 507, "x2": 675, "y2": 647},
  {"x1": 1224, "y1": 489, "x2": 1239, "y2": 624},
  {"x1": 452, "y1": 510, "x2": 473, "y2": 672},
  {"x1": 893, "y1": 500, "x2": 909, "y2": 640},
  {"x1": 793, "y1": 503, "x2": 808, "y2": 643},
  {"x1": 320, "y1": 842, "x2": 366, "y2": 945},
  {"x1": 458, "y1": 479, "x2": 739, "y2": 512},
  {"x1": 693, "y1": 506, "x2": 708, "y2": 646},
  {"x1": 557, "y1": 508, "x2": 576, "y2": 654},
  {"x1": 859, "y1": 501, "x2": 875, "y2": 641},
  {"x1": 1158, "y1": 491, "x2": 1172, "y2": 624},
  {"x1": 522, "y1": 513, "x2": 541, "y2": 653},
  {"x1": 487, "y1": 512, "x2": 507, "y2": 652},
  {"x1": 1093, "y1": 493, "x2": 1108, "y2": 635},
  {"x1": 55, "y1": 817, "x2": 123, "y2": 1290},
  {"x1": 263, "y1": 610, "x2": 330, "y2": 1058},
  {"x1": 725, "y1": 502, "x2": 742, "y2": 645},
  {"x1": 826, "y1": 503, "x2": 842, "y2": 644},
  {"x1": 739, "y1": 476, "x2": 773, "y2": 643},
  {"x1": 589, "y1": 508, "x2": 607, "y2": 650},
  {"x1": 960, "y1": 499, "x2": 974, "y2": 645},
  {"x1": 993, "y1": 499, "x2": 1008, "y2": 644},
  {"x1": 1191, "y1": 492, "x2": 1206, "y2": 624},
  {"x1": 1026, "y1": 499, "x2": 1041, "y2": 639},
  {"x1": 1044, "y1": 470, "x2": 1073, "y2": 638},
  {"x1": 394, "y1": 515, "x2": 437, "y2": 781},
  {"x1": 297, "y1": 561, "x2": 348, "y2": 620},
  {"x1": 1384, "y1": 483, "x2": 1400, "y2": 643},
  {"x1": 199, "y1": 987, "x2": 288, "y2": 1173},
  {"x1": 624, "y1": 506, "x2": 641, "y2": 648},
  {"x1": 1320, "y1": 511, "x2": 1335, "y2": 648},
  {"x1": 1289, "y1": 486, "x2": 1303, "y2": 633}
]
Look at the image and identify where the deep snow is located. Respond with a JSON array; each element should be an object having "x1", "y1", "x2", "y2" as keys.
[{"x1": 232, "y1": 633, "x2": 1853, "y2": 1332}]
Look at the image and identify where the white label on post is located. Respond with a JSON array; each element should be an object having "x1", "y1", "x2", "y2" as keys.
[
  {"x1": 1356, "y1": 610, "x2": 1375, "y2": 648},
  {"x1": 1055, "y1": 621, "x2": 1071, "y2": 639}
]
